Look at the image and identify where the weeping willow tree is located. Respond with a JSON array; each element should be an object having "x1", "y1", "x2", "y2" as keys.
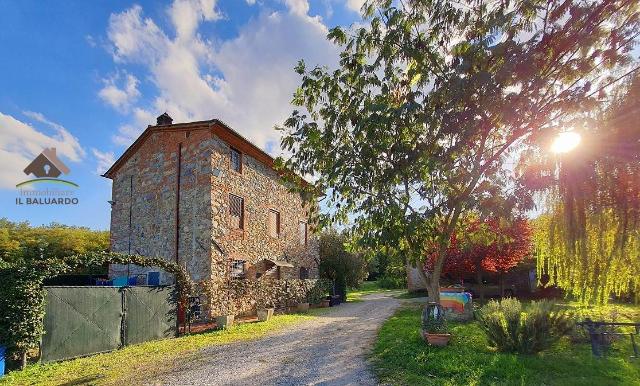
[{"x1": 534, "y1": 74, "x2": 640, "y2": 304}]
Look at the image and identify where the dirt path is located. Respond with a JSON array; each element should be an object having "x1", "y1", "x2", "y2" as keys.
[{"x1": 153, "y1": 291, "x2": 403, "y2": 386}]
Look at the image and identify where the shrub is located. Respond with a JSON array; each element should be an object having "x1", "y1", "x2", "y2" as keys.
[
  {"x1": 377, "y1": 274, "x2": 406, "y2": 289},
  {"x1": 421, "y1": 306, "x2": 448, "y2": 334},
  {"x1": 477, "y1": 298, "x2": 573, "y2": 354}
]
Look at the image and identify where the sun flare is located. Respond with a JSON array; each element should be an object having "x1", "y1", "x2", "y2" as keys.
[{"x1": 551, "y1": 131, "x2": 581, "y2": 154}]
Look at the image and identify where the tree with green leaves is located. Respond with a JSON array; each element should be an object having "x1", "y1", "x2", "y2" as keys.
[
  {"x1": 279, "y1": 0, "x2": 640, "y2": 302},
  {"x1": 0, "y1": 218, "x2": 109, "y2": 270},
  {"x1": 533, "y1": 73, "x2": 640, "y2": 304},
  {"x1": 318, "y1": 230, "x2": 368, "y2": 298}
]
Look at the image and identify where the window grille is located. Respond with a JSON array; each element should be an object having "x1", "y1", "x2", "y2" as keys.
[
  {"x1": 229, "y1": 194, "x2": 244, "y2": 229},
  {"x1": 231, "y1": 260, "x2": 245, "y2": 278}
]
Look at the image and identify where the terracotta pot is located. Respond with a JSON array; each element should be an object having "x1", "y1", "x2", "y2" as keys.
[
  {"x1": 296, "y1": 302, "x2": 310, "y2": 313},
  {"x1": 320, "y1": 299, "x2": 331, "y2": 308},
  {"x1": 216, "y1": 315, "x2": 234, "y2": 329},
  {"x1": 421, "y1": 330, "x2": 451, "y2": 346},
  {"x1": 257, "y1": 308, "x2": 274, "y2": 322}
]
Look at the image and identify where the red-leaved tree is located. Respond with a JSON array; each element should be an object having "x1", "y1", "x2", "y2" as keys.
[{"x1": 427, "y1": 218, "x2": 533, "y2": 300}]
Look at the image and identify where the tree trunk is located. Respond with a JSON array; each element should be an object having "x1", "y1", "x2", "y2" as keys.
[
  {"x1": 20, "y1": 351, "x2": 27, "y2": 369},
  {"x1": 476, "y1": 269, "x2": 485, "y2": 303},
  {"x1": 499, "y1": 273, "x2": 505, "y2": 298},
  {"x1": 417, "y1": 266, "x2": 440, "y2": 303}
]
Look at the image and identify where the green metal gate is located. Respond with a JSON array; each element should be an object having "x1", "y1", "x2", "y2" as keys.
[
  {"x1": 124, "y1": 286, "x2": 176, "y2": 345},
  {"x1": 41, "y1": 286, "x2": 176, "y2": 363},
  {"x1": 41, "y1": 287, "x2": 122, "y2": 363}
]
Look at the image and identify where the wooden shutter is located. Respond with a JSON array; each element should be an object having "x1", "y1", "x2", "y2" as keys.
[
  {"x1": 269, "y1": 210, "x2": 280, "y2": 238},
  {"x1": 299, "y1": 221, "x2": 307, "y2": 246}
]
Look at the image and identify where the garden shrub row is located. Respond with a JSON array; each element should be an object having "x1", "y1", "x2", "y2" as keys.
[{"x1": 199, "y1": 278, "x2": 332, "y2": 316}]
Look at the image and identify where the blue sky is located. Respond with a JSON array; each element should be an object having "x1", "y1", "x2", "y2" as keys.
[{"x1": 0, "y1": 0, "x2": 363, "y2": 230}]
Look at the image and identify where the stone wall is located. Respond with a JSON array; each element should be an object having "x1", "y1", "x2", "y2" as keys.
[
  {"x1": 109, "y1": 128, "x2": 214, "y2": 285},
  {"x1": 208, "y1": 134, "x2": 319, "y2": 280},
  {"x1": 108, "y1": 122, "x2": 319, "y2": 285}
]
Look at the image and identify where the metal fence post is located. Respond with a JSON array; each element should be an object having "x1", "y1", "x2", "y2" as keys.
[{"x1": 120, "y1": 287, "x2": 127, "y2": 348}]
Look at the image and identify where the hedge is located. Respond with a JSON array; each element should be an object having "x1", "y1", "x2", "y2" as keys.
[{"x1": 199, "y1": 278, "x2": 332, "y2": 316}]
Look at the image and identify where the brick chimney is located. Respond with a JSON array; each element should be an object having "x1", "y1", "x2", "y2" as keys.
[{"x1": 156, "y1": 112, "x2": 173, "y2": 126}]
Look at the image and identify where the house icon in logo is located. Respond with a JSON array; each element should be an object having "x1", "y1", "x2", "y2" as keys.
[{"x1": 23, "y1": 148, "x2": 70, "y2": 178}]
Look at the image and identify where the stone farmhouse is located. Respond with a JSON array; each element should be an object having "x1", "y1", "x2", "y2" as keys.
[{"x1": 103, "y1": 113, "x2": 319, "y2": 286}]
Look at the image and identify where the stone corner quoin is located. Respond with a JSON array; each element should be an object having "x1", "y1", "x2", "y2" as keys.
[{"x1": 104, "y1": 117, "x2": 319, "y2": 286}]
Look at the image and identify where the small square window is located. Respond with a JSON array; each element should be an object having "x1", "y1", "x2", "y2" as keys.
[
  {"x1": 229, "y1": 194, "x2": 244, "y2": 230},
  {"x1": 299, "y1": 221, "x2": 308, "y2": 246},
  {"x1": 231, "y1": 260, "x2": 245, "y2": 279},
  {"x1": 269, "y1": 210, "x2": 280, "y2": 238},
  {"x1": 230, "y1": 148, "x2": 242, "y2": 173}
]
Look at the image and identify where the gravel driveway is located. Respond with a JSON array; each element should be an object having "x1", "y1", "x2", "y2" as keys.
[{"x1": 153, "y1": 291, "x2": 403, "y2": 386}]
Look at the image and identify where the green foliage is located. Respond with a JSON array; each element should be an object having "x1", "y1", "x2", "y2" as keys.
[
  {"x1": 306, "y1": 279, "x2": 332, "y2": 304},
  {"x1": 372, "y1": 305, "x2": 640, "y2": 386},
  {"x1": 477, "y1": 299, "x2": 574, "y2": 354},
  {"x1": 367, "y1": 246, "x2": 407, "y2": 289},
  {"x1": 377, "y1": 274, "x2": 406, "y2": 289},
  {"x1": 201, "y1": 278, "x2": 332, "y2": 315},
  {"x1": 279, "y1": 0, "x2": 640, "y2": 302},
  {"x1": 0, "y1": 268, "x2": 47, "y2": 357},
  {"x1": 0, "y1": 218, "x2": 109, "y2": 270},
  {"x1": 532, "y1": 74, "x2": 640, "y2": 305},
  {"x1": 318, "y1": 230, "x2": 368, "y2": 289},
  {"x1": 0, "y1": 251, "x2": 192, "y2": 361},
  {"x1": 421, "y1": 305, "x2": 448, "y2": 334}
]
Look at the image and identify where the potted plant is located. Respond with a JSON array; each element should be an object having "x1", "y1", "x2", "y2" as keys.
[
  {"x1": 256, "y1": 281, "x2": 275, "y2": 322},
  {"x1": 421, "y1": 302, "x2": 451, "y2": 346},
  {"x1": 296, "y1": 287, "x2": 310, "y2": 313},
  {"x1": 307, "y1": 281, "x2": 327, "y2": 307},
  {"x1": 214, "y1": 259, "x2": 237, "y2": 329},
  {"x1": 216, "y1": 299, "x2": 236, "y2": 329}
]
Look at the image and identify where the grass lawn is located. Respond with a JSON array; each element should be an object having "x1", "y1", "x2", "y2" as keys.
[
  {"x1": 0, "y1": 312, "x2": 320, "y2": 386},
  {"x1": 347, "y1": 280, "x2": 401, "y2": 302},
  {"x1": 372, "y1": 304, "x2": 640, "y2": 386}
]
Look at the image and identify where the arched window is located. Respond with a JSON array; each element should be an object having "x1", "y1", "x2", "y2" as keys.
[{"x1": 299, "y1": 266, "x2": 309, "y2": 280}]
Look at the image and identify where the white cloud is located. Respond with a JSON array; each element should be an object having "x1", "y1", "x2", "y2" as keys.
[
  {"x1": 0, "y1": 112, "x2": 85, "y2": 189},
  {"x1": 345, "y1": 0, "x2": 365, "y2": 13},
  {"x1": 283, "y1": 0, "x2": 310, "y2": 16},
  {"x1": 104, "y1": 0, "x2": 339, "y2": 156},
  {"x1": 107, "y1": 5, "x2": 168, "y2": 63},
  {"x1": 170, "y1": 0, "x2": 222, "y2": 40},
  {"x1": 92, "y1": 148, "x2": 116, "y2": 175},
  {"x1": 246, "y1": 0, "x2": 256, "y2": 4},
  {"x1": 112, "y1": 107, "x2": 155, "y2": 146},
  {"x1": 98, "y1": 72, "x2": 140, "y2": 112}
]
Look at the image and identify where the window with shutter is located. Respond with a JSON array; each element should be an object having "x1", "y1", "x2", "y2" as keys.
[
  {"x1": 269, "y1": 210, "x2": 280, "y2": 238},
  {"x1": 229, "y1": 194, "x2": 244, "y2": 230},
  {"x1": 299, "y1": 221, "x2": 307, "y2": 246},
  {"x1": 230, "y1": 147, "x2": 242, "y2": 173}
]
